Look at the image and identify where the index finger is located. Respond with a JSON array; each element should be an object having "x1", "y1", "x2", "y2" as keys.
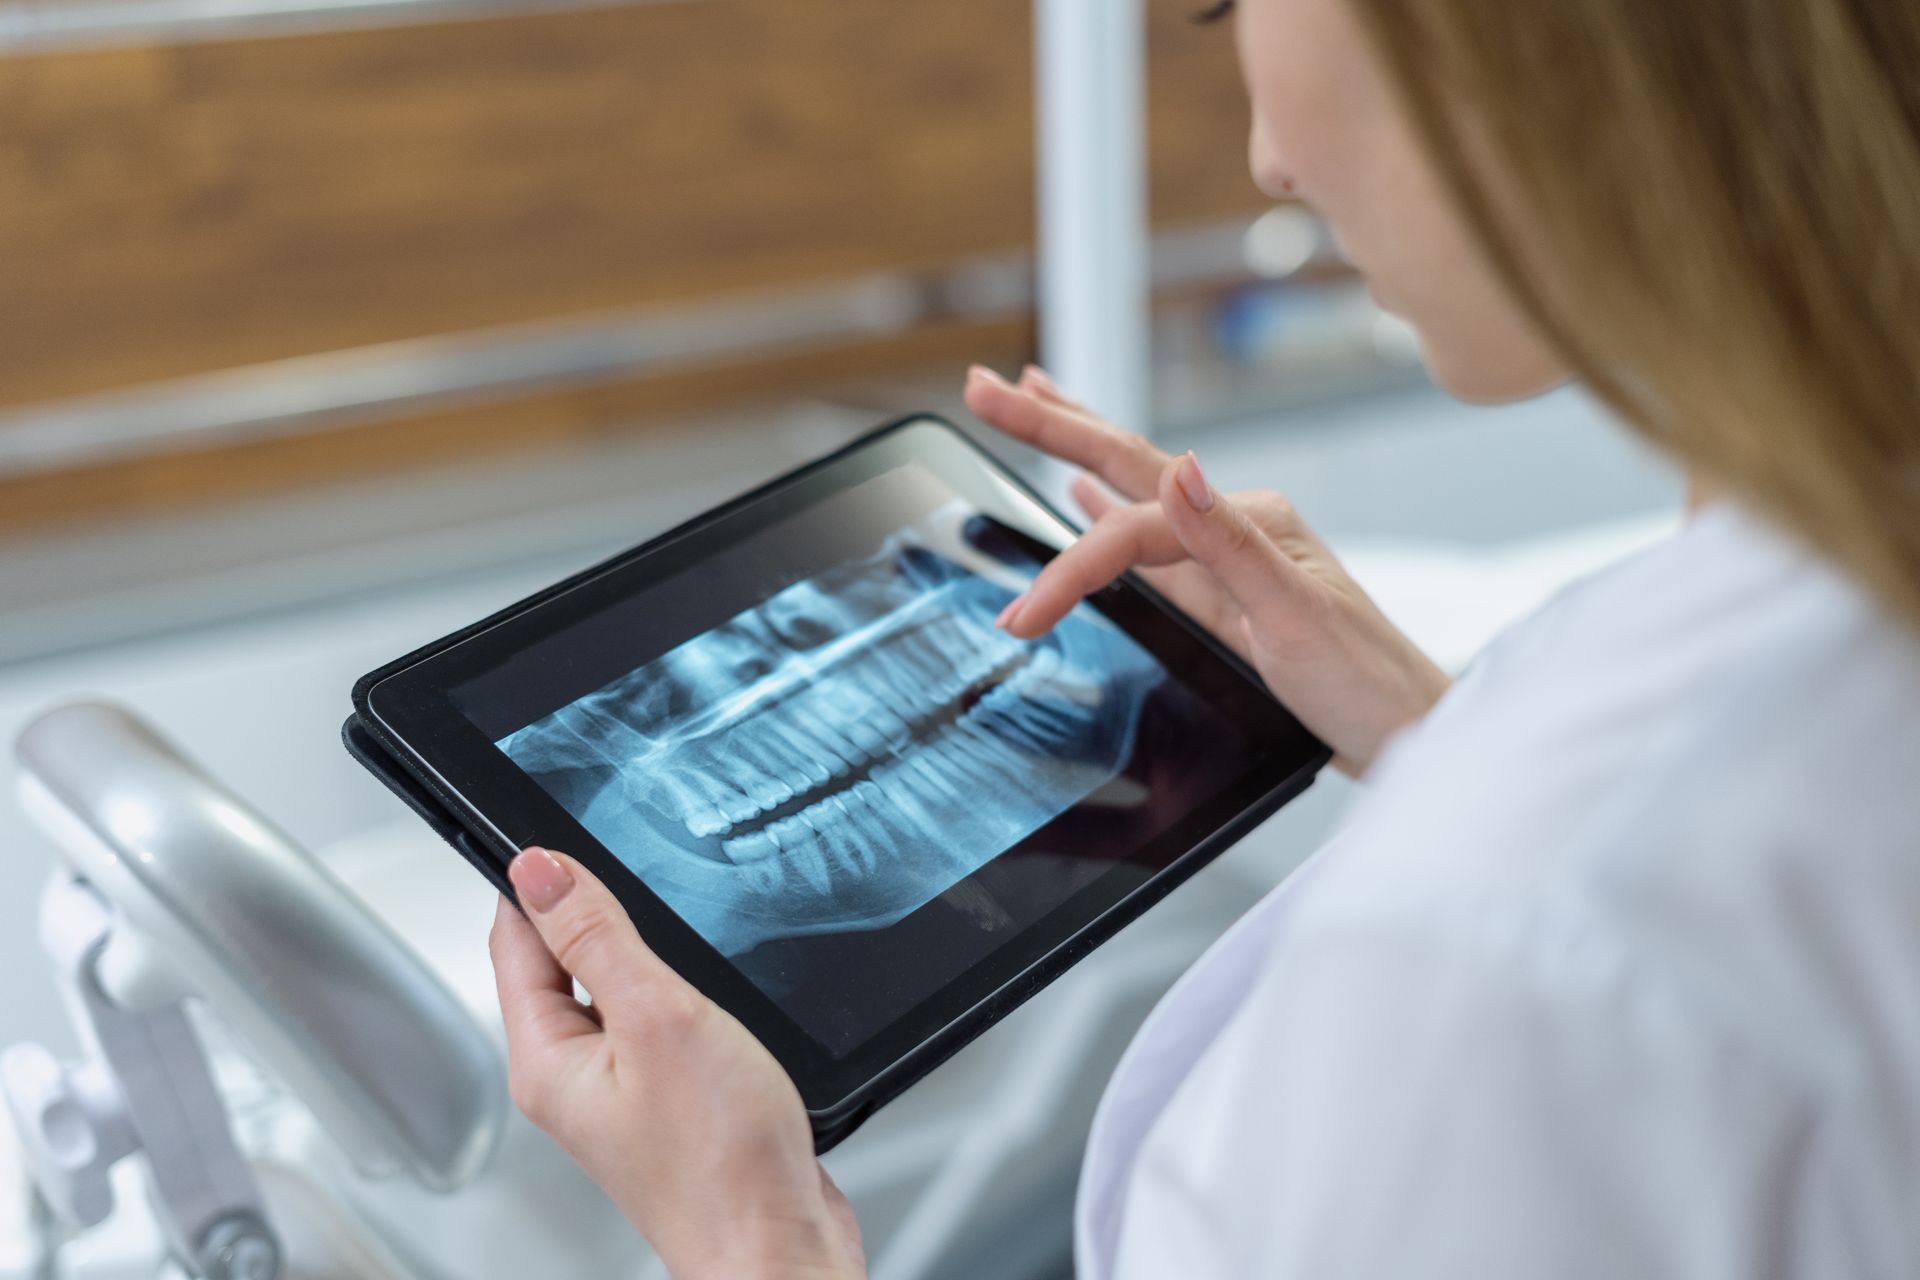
[
  {"x1": 964, "y1": 366, "x2": 1169, "y2": 501},
  {"x1": 1005, "y1": 503, "x2": 1185, "y2": 638}
]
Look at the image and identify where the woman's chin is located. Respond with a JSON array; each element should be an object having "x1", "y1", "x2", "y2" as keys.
[{"x1": 1419, "y1": 339, "x2": 1569, "y2": 406}]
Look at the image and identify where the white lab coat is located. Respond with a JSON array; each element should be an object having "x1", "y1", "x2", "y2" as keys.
[{"x1": 1077, "y1": 501, "x2": 1920, "y2": 1278}]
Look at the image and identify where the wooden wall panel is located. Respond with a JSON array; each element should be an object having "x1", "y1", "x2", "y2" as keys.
[
  {"x1": 0, "y1": 0, "x2": 1257, "y2": 408},
  {"x1": 0, "y1": 1, "x2": 1259, "y2": 534},
  {"x1": 0, "y1": 315, "x2": 1036, "y2": 535}
]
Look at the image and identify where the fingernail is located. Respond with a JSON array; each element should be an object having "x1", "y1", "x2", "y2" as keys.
[
  {"x1": 511, "y1": 846, "x2": 575, "y2": 913},
  {"x1": 1176, "y1": 451, "x2": 1215, "y2": 513},
  {"x1": 1022, "y1": 364, "x2": 1055, "y2": 391},
  {"x1": 995, "y1": 594, "x2": 1026, "y2": 630}
]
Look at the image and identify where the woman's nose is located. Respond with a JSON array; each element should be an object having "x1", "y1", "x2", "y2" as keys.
[{"x1": 1248, "y1": 117, "x2": 1298, "y2": 200}]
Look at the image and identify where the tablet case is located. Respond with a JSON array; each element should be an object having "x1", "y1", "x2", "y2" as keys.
[
  {"x1": 341, "y1": 416, "x2": 1009, "y2": 1152},
  {"x1": 342, "y1": 414, "x2": 1328, "y2": 1154}
]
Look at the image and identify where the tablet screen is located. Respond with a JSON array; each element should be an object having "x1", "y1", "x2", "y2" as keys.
[{"x1": 450, "y1": 461, "x2": 1255, "y2": 1057}]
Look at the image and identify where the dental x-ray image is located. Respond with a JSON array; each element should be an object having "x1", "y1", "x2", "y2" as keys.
[{"x1": 496, "y1": 500, "x2": 1166, "y2": 964}]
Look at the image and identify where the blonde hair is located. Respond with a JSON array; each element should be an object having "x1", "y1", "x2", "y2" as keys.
[{"x1": 1349, "y1": 1, "x2": 1920, "y2": 627}]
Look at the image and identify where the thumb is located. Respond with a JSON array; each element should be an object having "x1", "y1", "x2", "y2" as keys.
[
  {"x1": 507, "y1": 846, "x2": 674, "y2": 1015},
  {"x1": 1156, "y1": 452, "x2": 1311, "y2": 634}
]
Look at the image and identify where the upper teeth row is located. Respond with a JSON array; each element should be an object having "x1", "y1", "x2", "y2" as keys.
[{"x1": 664, "y1": 638, "x2": 1046, "y2": 840}]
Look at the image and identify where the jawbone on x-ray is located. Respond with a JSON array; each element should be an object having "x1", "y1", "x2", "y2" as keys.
[{"x1": 496, "y1": 517, "x2": 1166, "y2": 958}]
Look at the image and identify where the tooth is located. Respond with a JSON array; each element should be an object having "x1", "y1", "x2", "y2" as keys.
[
  {"x1": 811, "y1": 798, "x2": 865, "y2": 882},
  {"x1": 772, "y1": 715, "x2": 850, "y2": 781},
  {"x1": 939, "y1": 606, "x2": 988, "y2": 647},
  {"x1": 800, "y1": 700, "x2": 862, "y2": 760},
  {"x1": 655, "y1": 749, "x2": 748, "y2": 833},
  {"x1": 895, "y1": 625, "x2": 948, "y2": 679},
  {"x1": 952, "y1": 638, "x2": 994, "y2": 685},
  {"x1": 897, "y1": 627, "x2": 951, "y2": 686},
  {"x1": 776, "y1": 814, "x2": 833, "y2": 894},
  {"x1": 1008, "y1": 652, "x2": 1046, "y2": 696},
  {"x1": 1027, "y1": 658, "x2": 1104, "y2": 707},
  {"x1": 795, "y1": 705, "x2": 866, "y2": 773},
  {"x1": 936, "y1": 668, "x2": 973, "y2": 703},
  {"x1": 721, "y1": 743, "x2": 790, "y2": 813},
  {"x1": 758, "y1": 720, "x2": 832, "y2": 788},
  {"x1": 679, "y1": 742, "x2": 764, "y2": 825},
  {"x1": 925, "y1": 723, "x2": 992, "y2": 786},
  {"x1": 739, "y1": 854, "x2": 783, "y2": 902},
  {"x1": 885, "y1": 750, "x2": 1013, "y2": 877},
  {"x1": 675, "y1": 756, "x2": 756, "y2": 825},
  {"x1": 867, "y1": 654, "x2": 920, "y2": 711},
  {"x1": 1015, "y1": 692, "x2": 1083, "y2": 739},
  {"x1": 818, "y1": 691, "x2": 890, "y2": 759},
  {"x1": 947, "y1": 722, "x2": 1041, "y2": 805},
  {"x1": 934, "y1": 624, "x2": 990, "y2": 692},
  {"x1": 865, "y1": 698, "x2": 915, "y2": 752},
  {"x1": 695, "y1": 740, "x2": 768, "y2": 821},
  {"x1": 944, "y1": 748, "x2": 1001, "y2": 799},
  {"x1": 1018, "y1": 638, "x2": 1057, "y2": 669},
  {"x1": 898, "y1": 667, "x2": 936, "y2": 717},
  {"x1": 752, "y1": 767, "x2": 796, "y2": 814},
  {"x1": 896, "y1": 745, "x2": 969, "y2": 816},
  {"x1": 646, "y1": 764, "x2": 695, "y2": 813},
  {"x1": 860, "y1": 660, "x2": 902, "y2": 710},
  {"x1": 720, "y1": 830, "x2": 779, "y2": 864},
  {"x1": 845, "y1": 786, "x2": 908, "y2": 875},
  {"x1": 925, "y1": 612, "x2": 970, "y2": 656},
  {"x1": 825, "y1": 793, "x2": 878, "y2": 874},
  {"x1": 991, "y1": 671, "x2": 1031, "y2": 705},
  {"x1": 686, "y1": 807, "x2": 734, "y2": 839},
  {"x1": 956, "y1": 722, "x2": 1055, "y2": 807},
  {"x1": 972, "y1": 695, "x2": 1057, "y2": 755},
  {"x1": 851, "y1": 775, "x2": 924, "y2": 864},
  {"x1": 954, "y1": 718, "x2": 1029, "y2": 773}
]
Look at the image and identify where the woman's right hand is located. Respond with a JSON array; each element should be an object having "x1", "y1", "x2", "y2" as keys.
[{"x1": 964, "y1": 364, "x2": 1451, "y2": 776}]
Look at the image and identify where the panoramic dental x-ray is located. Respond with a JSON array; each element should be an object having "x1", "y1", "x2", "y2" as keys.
[{"x1": 497, "y1": 502, "x2": 1166, "y2": 962}]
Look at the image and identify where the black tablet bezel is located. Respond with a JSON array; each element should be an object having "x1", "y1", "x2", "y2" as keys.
[{"x1": 354, "y1": 414, "x2": 1328, "y2": 1121}]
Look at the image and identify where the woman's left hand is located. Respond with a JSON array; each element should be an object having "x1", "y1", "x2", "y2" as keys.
[{"x1": 489, "y1": 846, "x2": 866, "y2": 1280}]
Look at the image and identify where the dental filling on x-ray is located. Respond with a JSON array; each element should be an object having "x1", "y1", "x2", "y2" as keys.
[{"x1": 460, "y1": 465, "x2": 1250, "y2": 1054}]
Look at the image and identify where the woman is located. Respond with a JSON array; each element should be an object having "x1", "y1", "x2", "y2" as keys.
[{"x1": 486, "y1": 0, "x2": 1920, "y2": 1273}]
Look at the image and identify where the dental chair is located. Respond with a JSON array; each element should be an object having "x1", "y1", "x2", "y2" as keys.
[{"x1": 2, "y1": 701, "x2": 1273, "y2": 1280}]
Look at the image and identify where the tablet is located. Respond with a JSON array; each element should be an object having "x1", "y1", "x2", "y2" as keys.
[{"x1": 347, "y1": 414, "x2": 1328, "y2": 1149}]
